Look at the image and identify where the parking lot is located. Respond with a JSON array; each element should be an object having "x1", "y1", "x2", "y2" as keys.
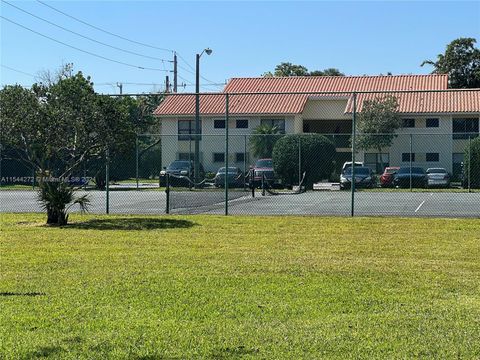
[{"x1": 1, "y1": 189, "x2": 479, "y2": 218}]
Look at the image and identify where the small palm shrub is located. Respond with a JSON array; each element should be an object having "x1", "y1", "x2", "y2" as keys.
[{"x1": 37, "y1": 181, "x2": 90, "y2": 226}]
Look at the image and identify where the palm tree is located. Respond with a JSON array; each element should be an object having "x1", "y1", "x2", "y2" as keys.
[
  {"x1": 249, "y1": 124, "x2": 283, "y2": 158},
  {"x1": 37, "y1": 181, "x2": 90, "y2": 226}
]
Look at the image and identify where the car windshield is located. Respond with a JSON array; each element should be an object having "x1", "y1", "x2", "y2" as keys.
[
  {"x1": 427, "y1": 168, "x2": 447, "y2": 174},
  {"x1": 218, "y1": 167, "x2": 238, "y2": 173},
  {"x1": 167, "y1": 161, "x2": 190, "y2": 170},
  {"x1": 255, "y1": 159, "x2": 273, "y2": 168},
  {"x1": 398, "y1": 167, "x2": 425, "y2": 174},
  {"x1": 385, "y1": 168, "x2": 398, "y2": 174},
  {"x1": 344, "y1": 167, "x2": 370, "y2": 175}
]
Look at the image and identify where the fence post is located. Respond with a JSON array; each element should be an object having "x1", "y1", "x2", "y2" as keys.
[
  {"x1": 83, "y1": 161, "x2": 87, "y2": 190},
  {"x1": 32, "y1": 167, "x2": 36, "y2": 190},
  {"x1": 105, "y1": 148, "x2": 110, "y2": 214},
  {"x1": 261, "y1": 173, "x2": 265, "y2": 196},
  {"x1": 165, "y1": 173, "x2": 170, "y2": 214},
  {"x1": 0, "y1": 145, "x2": 2, "y2": 188},
  {"x1": 225, "y1": 93, "x2": 229, "y2": 216},
  {"x1": 468, "y1": 135, "x2": 471, "y2": 193},
  {"x1": 298, "y1": 137, "x2": 301, "y2": 186},
  {"x1": 251, "y1": 169, "x2": 255, "y2": 198},
  {"x1": 136, "y1": 135, "x2": 139, "y2": 190},
  {"x1": 350, "y1": 92, "x2": 357, "y2": 217},
  {"x1": 244, "y1": 134, "x2": 247, "y2": 191},
  {"x1": 409, "y1": 134, "x2": 413, "y2": 191}
]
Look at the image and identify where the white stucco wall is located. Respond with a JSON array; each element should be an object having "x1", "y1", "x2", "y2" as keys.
[{"x1": 160, "y1": 115, "x2": 295, "y2": 172}]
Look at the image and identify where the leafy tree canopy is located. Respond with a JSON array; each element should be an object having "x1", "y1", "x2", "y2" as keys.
[
  {"x1": 464, "y1": 137, "x2": 480, "y2": 188},
  {"x1": 249, "y1": 125, "x2": 283, "y2": 158},
  {"x1": 272, "y1": 134, "x2": 336, "y2": 189},
  {"x1": 354, "y1": 95, "x2": 401, "y2": 171},
  {"x1": 0, "y1": 66, "x2": 163, "y2": 179},
  {"x1": 421, "y1": 37, "x2": 480, "y2": 88},
  {"x1": 263, "y1": 62, "x2": 345, "y2": 77}
]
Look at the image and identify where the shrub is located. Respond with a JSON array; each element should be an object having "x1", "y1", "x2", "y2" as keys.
[
  {"x1": 464, "y1": 137, "x2": 480, "y2": 188},
  {"x1": 37, "y1": 181, "x2": 90, "y2": 225},
  {"x1": 272, "y1": 134, "x2": 336, "y2": 189}
]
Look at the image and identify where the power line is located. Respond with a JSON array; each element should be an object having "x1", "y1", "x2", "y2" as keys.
[
  {"x1": 3, "y1": 1, "x2": 172, "y2": 63},
  {"x1": 95, "y1": 82, "x2": 165, "y2": 86},
  {"x1": 1, "y1": 16, "x2": 169, "y2": 72},
  {"x1": 176, "y1": 52, "x2": 219, "y2": 85},
  {"x1": 36, "y1": 0, "x2": 174, "y2": 53},
  {"x1": 1, "y1": 65, "x2": 36, "y2": 78}
]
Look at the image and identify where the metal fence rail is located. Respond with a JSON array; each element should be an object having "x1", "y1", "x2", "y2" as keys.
[{"x1": 1, "y1": 89, "x2": 479, "y2": 218}]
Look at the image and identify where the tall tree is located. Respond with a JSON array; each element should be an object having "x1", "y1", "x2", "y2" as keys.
[
  {"x1": 274, "y1": 62, "x2": 309, "y2": 77},
  {"x1": 310, "y1": 68, "x2": 345, "y2": 76},
  {"x1": 421, "y1": 37, "x2": 480, "y2": 88},
  {"x1": 0, "y1": 69, "x2": 144, "y2": 224},
  {"x1": 263, "y1": 62, "x2": 345, "y2": 77},
  {"x1": 354, "y1": 95, "x2": 401, "y2": 172},
  {"x1": 249, "y1": 125, "x2": 283, "y2": 158}
]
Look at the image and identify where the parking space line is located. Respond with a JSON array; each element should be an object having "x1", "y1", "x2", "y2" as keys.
[
  {"x1": 415, "y1": 193, "x2": 434, "y2": 213},
  {"x1": 415, "y1": 200, "x2": 426, "y2": 213}
]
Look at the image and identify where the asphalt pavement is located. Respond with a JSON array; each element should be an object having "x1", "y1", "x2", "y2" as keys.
[{"x1": 1, "y1": 189, "x2": 479, "y2": 218}]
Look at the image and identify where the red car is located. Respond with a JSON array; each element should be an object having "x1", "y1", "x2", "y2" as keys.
[
  {"x1": 251, "y1": 158, "x2": 275, "y2": 187},
  {"x1": 380, "y1": 166, "x2": 400, "y2": 187}
]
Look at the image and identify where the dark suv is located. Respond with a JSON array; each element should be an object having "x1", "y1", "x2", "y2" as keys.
[
  {"x1": 251, "y1": 158, "x2": 279, "y2": 188},
  {"x1": 160, "y1": 160, "x2": 205, "y2": 187}
]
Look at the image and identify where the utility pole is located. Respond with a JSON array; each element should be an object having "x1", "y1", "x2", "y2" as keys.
[
  {"x1": 116, "y1": 82, "x2": 123, "y2": 95},
  {"x1": 173, "y1": 52, "x2": 178, "y2": 93},
  {"x1": 165, "y1": 75, "x2": 170, "y2": 93}
]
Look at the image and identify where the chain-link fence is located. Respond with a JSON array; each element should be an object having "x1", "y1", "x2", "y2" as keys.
[{"x1": 1, "y1": 89, "x2": 479, "y2": 217}]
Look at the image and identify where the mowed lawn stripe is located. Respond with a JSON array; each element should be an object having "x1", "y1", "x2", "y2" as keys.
[{"x1": 0, "y1": 214, "x2": 479, "y2": 359}]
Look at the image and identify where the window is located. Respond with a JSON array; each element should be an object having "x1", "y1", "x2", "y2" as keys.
[
  {"x1": 402, "y1": 153, "x2": 415, "y2": 162},
  {"x1": 213, "y1": 153, "x2": 225, "y2": 163},
  {"x1": 402, "y1": 118, "x2": 415, "y2": 128},
  {"x1": 236, "y1": 119, "x2": 248, "y2": 129},
  {"x1": 236, "y1": 152, "x2": 246, "y2": 163},
  {"x1": 178, "y1": 120, "x2": 201, "y2": 140},
  {"x1": 426, "y1": 153, "x2": 439, "y2": 162},
  {"x1": 453, "y1": 118, "x2": 479, "y2": 139},
  {"x1": 426, "y1": 118, "x2": 439, "y2": 128},
  {"x1": 261, "y1": 119, "x2": 285, "y2": 133},
  {"x1": 214, "y1": 119, "x2": 225, "y2": 129}
]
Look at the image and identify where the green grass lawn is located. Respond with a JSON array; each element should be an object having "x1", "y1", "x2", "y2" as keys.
[{"x1": 1, "y1": 214, "x2": 479, "y2": 359}]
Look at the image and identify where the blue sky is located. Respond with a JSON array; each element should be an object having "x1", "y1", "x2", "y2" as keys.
[{"x1": 1, "y1": 1, "x2": 479, "y2": 94}]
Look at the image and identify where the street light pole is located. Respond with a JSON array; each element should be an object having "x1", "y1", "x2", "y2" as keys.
[{"x1": 194, "y1": 48, "x2": 212, "y2": 186}]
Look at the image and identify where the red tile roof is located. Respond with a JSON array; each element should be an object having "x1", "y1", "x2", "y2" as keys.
[
  {"x1": 154, "y1": 75, "x2": 480, "y2": 116},
  {"x1": 223, "y1": 75, "x2": 449, "y2": 93},
  {"x1": 346, "y1": 90, "x2": 480, "y2": 114}
]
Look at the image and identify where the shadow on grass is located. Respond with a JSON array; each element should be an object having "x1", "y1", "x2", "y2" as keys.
[
  {"x1": 68, "y1": 217, "x2": 196, "y2": 231},
  {"x1": 0, "y1": 292, "x2": 46, "y2": 297},
  {"x1": 211, "y1": 346, "x2": 260, "y2": 358},
  {"x1": 28, "y1": 346, "x2": 63, "y2": 358}
]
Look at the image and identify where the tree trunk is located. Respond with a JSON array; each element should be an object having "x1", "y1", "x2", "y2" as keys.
[
  {"x1": 46, "y1": 207, "x2": 68, "y2": 225},
  {"x1": 46, "y1": 207, "x2": 59, "y2": 225},
  {"x1": 377, "y1": 146, "x2": 385, "y2": 173}
]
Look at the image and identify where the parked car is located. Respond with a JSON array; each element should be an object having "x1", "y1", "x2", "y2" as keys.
[
  {"x1": 214, "y1": 167, "x2": 244, "y2": 188},
  {"x1": 380, "y1": 166, "x2": 400, "y2": 187},
  {"x1": 426, "y1": 168, "x2": 451, "y2": 188},
  {"x1": 341, "y1": 161, "x2": 364, "y2": 173},
  {"x1": 340, "y1": 166, "x2": 376, "y2": 189},
  {"x1": 251, "y1": 158, "x2": 279, "y2": 188},
  {"x1": 393, "y1": 167, "x2": 427, "y2": 188},
  {"x1": 159, "y1": 160, "x2": 205, "y2": 187}
]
